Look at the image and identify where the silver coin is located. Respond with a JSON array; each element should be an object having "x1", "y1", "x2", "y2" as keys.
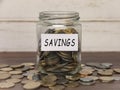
[
  {"x1": 80, "y1": 77, "x2": 94, "y2": 82},
  {"x1": 86, "y1": 63, "x2": 99, "y2": 67},
  {"x1": 113, "y1": 76, "x2": 120, "y2": 81},
  {"x1": 101, "y1": 63, "x2": 113, "y2": 68},
  {"x1": 79, "y1": 80, "x2": 95, "y2": 85}
]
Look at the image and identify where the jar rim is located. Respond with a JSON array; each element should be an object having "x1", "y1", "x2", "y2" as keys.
[{"x1": 39, "y1": 11, "x2": 80, "y2": 20}]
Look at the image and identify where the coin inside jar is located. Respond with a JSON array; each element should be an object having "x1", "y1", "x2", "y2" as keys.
[{"x1": 65, "y1": 81, "x2": 79, "y2": 87}]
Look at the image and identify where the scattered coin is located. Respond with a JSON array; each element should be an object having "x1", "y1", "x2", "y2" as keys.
[
  {"x1": 99, "y1": 76, "x2": 114, "y2": 83},
  {"x1": 65, "y1": 81, "x2": 79, "y2": 87},
  {"x1": 86, "y1": 76, "x2": 99, "y2": 81},
  {"x1": 113, "y1": 76, "x2": 120, "y2": 81},
  {"x1": 0, "y1": 71, "x2": 8, "y2": 74},
  {"x1": 9, "y1": 70, "x2": 22, "y2": 75},
  {"x1": 22, "y1": 62, "x2": 35, "y2": 66},
  {"x1": 80, "y1": 77, "x2": 94, "y2": 82},
  {"x1": 0, "y1": 82, "x2": 15, "y2": 88},
  {"x1": 27, "y1": 70, "x2": 39, "y2": 74},
  {"x1": 22, "y1": 66, "x2": 31, "y2": 72},
  {"x1": 23, "y1": 81, "x2": 41, "y2": 90},
  {"x1": 42, "y1": 81, "x2": 56, "y2": 87},
  {"x1": 86, "y1": 63, "x2": 99, "y2": 67},
  {"x1": 21, "y1": 79, "x2": 36, "y2": 84},
  {"x1": 6, "y1": 78, "x2": 21, "y2": 84},
  {"x1": 86, "y1": 63, "x2": 112, "y2": 69},
  {"x1": 49, "y1": 85, "x2": 65, "y2": 90},
  {"x1": 79, "y1": 80, "x2": 95, "y2": 85},
  {"x1": 113, "y1": 68, "x2": 120, "y2": 74},
  {"x1": 11, "y1": 64, "x2": 24, "y2": 69},
  {"x1": 0, "y1": 67, "x2": 13, "y2": 71},
  {"x1": 95, "y1": 64, "x2": 109, "y2": 69},
  {"x1": 11, "y1": 75, "x2": 24, "y2": 79},
  {"x1": 0, "y1": 64, "x2": 9, "y2": 68},
  {"x1": 0, "y1": 62, "x2": 120, "y2": 90},
  {"x1": 97, "y1": 69, "x2": 113, "y2": 76},
  {"x1": 101, "y1": 63, "x2": 113, "y2": 69},
  {"x1": 0, "y1": 73, "x2": 11, "y2": 79},
  {"x1": 79, "y1": 69, "x2": 93, "y2": 76},
  {"x1": 79, "y1": 77, "x2": 95, "y2": 85}
]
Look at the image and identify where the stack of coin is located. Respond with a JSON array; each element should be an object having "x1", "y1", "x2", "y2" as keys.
[{"x1": 79, "y1": 77, "x2": 95, "y2": 85}]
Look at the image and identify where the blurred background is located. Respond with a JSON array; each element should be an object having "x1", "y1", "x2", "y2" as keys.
[{"x1": 0, "y1": 0, "x2": 120, "y2": 52}]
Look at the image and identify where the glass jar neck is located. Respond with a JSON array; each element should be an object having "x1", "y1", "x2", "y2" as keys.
[{"x1": 39, "y1": 11, "x2": 80, "y2": 25}]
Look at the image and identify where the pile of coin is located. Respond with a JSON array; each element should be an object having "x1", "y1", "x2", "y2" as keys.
[
  {"x1": 38, "y1": 28, "x2": 81, "y2": 74},
  {"x1": 0, "y1": 62, "x2": 120, "y2": 90},
  {"x1": 0, "y1": 63, "x2": 35, "y2": 89}
]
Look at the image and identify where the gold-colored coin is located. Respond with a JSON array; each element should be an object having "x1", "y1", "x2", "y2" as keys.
[
  {"x1": 99, "y1": 76, "x2": 114, "y2": 83},
  {"x1": 81, "y1": 64, "x2": 85, "y2": 67},
  {"x1": 9, "y1": 70, "x2": 22, "y2": 75},
  {"x1": 11, "y1": 64, "x2": 24, "y2": 69},
  {"x1": 97, "y1": 69, "x2": 113, "y2": 76},
  {"x1": 42, "y1": 81, "x2": 56, "y2": 87},
  {"x1": 0, "y1": 73, "x2": 11, "y2": 80},
  {"x1": 22, "y1": 62, "x2": 35, "y2": 66},
  {"x1": 23, "y1": 81, "x2": 41, "y2": 90},
  {"x1": 86, "y1": 76, "x2": 99, "y2": 81},
  {"x1": 6, "y1": 78, "x2": 21, "y2": 84},
  {"x1": 113, "y1": 68, "x2": 120, "y2": 74},
  {"x1": 42, "y1": 74, "x2": 57, "y2": 82},
  {"x1": 79, "y1": 69, "x2": 93, "y2": 76},
  {"x1": 65, "y1": 81, "x2": 79, "y2": 87},
  {"x1": 0, "y1": 82, "x2": 15, "y2": 88},
  {"x1": 0, "y1": 64, "x2": 9, "y2": 68},
  {"x1": 11, "y1": 75, "x2": 24, "y2": 79},
  {"x1": 0, "y1": 67, "x2": 13, "y2": 71},
  {"x1": 21, "y1": 79, "x2": 36, "y2": 84},
  {"x1": 42, "y1": 74, "x2": 57, "y2": 87},
  {"x1": 0, "y1": 71, "x2": 8, "y2": 74},
  {"x1": 27, "y1": 70, "x2": 39, "y2": 74},
  {"x1": 66, "y1": 74, "x2": 80, "y2": 81}
]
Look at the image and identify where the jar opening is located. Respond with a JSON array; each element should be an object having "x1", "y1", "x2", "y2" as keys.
[{"x1": 39, "y1": 11, "x2": 80, "y2": 20}]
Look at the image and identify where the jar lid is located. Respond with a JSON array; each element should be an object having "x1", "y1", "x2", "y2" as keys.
[{"x1": 39, "y1": 11, "x2": 80, "y2": 20}]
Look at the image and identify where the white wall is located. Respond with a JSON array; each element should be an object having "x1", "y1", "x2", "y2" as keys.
[{"x1": 0, "y1": 0, "x2": 120, "y2": 52}]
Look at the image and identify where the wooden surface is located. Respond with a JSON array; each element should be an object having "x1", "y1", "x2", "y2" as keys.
[
  {"x1": 0, "y1": 52, "x2": 120, "y2": 90},
  {"x1": 0, "y1": 0, "x2": 120, "y2": 52}
]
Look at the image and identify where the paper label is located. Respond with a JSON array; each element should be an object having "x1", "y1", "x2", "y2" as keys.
[{"x1": 41, "y1": 34, "x2": 78, "y2": 51}]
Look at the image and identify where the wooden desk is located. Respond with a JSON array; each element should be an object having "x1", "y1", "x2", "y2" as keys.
[{"x1": 0, "y1": 52, "x2": 120, "y2": 90}]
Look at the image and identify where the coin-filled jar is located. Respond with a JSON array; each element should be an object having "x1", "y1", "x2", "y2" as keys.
[{"x1": 36, "y1": 11, "x2": 82, "y2": 75}]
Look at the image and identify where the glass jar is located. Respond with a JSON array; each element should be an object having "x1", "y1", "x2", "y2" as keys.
[{"x1": 36, "y1": 11, "x2": 82, "y2": 75}]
